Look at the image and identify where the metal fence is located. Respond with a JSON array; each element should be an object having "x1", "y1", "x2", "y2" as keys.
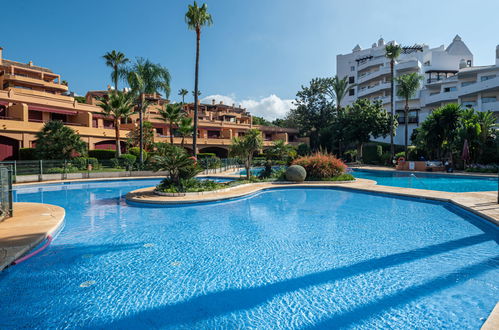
[
  {"x1": 0, "y1": 158, "x2": 242, "y2": 182},
  {"x1": 0, "y1": 165, "x2": 13, "y2": 221}
]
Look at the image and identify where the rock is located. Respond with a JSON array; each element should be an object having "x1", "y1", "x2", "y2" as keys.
[{"x1": 286, "y1": 165, "x2": 307, "y2": 182}]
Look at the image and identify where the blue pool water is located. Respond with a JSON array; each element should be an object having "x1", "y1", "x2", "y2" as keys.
[
  {"x1": 0, "y1": 179, "x2": 498, "y2": 328},
  {"x1": 352, "y1": 169, "x2": 498, "y2": 192}
]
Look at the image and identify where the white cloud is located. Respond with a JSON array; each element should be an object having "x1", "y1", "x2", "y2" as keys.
[{"x1": 201, "y1": 94, "x2": 294, "y2": 121}]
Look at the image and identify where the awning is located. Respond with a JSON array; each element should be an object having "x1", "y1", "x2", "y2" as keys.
[
  {"x1": 28, "y1": 105, "x2": 77, "y2": 115},
  {"x1": 0, "y1": 101, "x2": 9, "y2": 106},
  {"x1": 92, "y1": 113, "x2": 109, "y2": 119}
]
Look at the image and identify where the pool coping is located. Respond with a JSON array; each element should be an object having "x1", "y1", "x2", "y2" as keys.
[
  {"x1": 0, "y1": 202, "x2": 65, "y2": 271},
  {"x1": 350, "y1": 165, "x2": 498, "y2": 178}
]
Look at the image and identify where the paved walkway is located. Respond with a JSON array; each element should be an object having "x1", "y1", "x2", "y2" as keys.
[{"x1": 0, "y1": 203, "x2": 65, "y2": 270}]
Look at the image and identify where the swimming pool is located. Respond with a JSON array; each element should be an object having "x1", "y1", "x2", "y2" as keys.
[
  {"x1": 352, "y1": 169, "x2": 498, "y2": 192},
  {"x1": 1, "y1": 179, "x2": 498, "y2": 328}
]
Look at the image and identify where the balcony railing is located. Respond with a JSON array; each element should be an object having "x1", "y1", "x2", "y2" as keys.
[{"x1": 397, "y1": 117, "x2": 419, "y2": 124}]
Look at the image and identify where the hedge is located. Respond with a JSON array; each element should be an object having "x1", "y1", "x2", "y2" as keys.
[
  {"x1": 88, "y1": 149, "x2": 116, "y2": 160},
  {"x1": 19, "y1": 148, "x2": 37, "y2": 160}
]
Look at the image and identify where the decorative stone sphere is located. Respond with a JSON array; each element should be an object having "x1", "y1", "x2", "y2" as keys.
[{"x1": 286, "y1": 165, "x2": 307, "y2": 182}]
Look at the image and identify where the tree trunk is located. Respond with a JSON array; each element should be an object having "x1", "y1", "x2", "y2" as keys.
[
  {"x1": 192, "y1": 28, "x2": 200, "y2": 156},
  {"x1": 181, "y1": 137, "x2": 185, "y2": 148},
  {"x1": 246, "y1": 156, "x2": 251, "y2": 180},
  {"x1": 357, "y1": 143, "x2": 363, "y2": 162},
  {"x1": 404, "y1": 99, "x2": 409, "y2": 159},
  {"x1": 115, "y1": 118, "x2": 121, "y2": 158},
  {"x1": 170, "y1": 120, "x2": 174, "y2": 144},
  {"x1": 139, "y1": 95, "x2": 144, "y2": 164},
  {"x1": 114, "y1": 65, "x2": 118, "y2": 92},
  {"x1": 390, "y1": 59, "x2": 395, "y2": 159}
]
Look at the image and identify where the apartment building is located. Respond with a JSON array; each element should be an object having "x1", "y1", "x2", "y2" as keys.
[
  {"x1": 0, "y1": 47, "x2": 300, "y2": 160},
  {"x1": 336, "y1": 36, "x2": 498, "y2": 145}
]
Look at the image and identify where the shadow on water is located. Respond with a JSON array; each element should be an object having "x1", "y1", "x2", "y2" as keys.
[
  {"x1": 309, "y1": 256, "x2": 499, "y2": 329},
  {"x1": 90, "y1": 233, "x2": 496, "y2": 328}
]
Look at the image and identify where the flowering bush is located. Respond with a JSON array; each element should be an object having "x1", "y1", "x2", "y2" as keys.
[{"x1": 292, "y1": 152, "x2": 347, "y2": 179}]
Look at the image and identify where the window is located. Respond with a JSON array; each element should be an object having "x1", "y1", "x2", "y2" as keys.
[
  {"x1": 103, "y1": 119, "x2": 114, "y2": 128},
  {"x1": 349, "y1": 76, "x2": 355, "y2": 84},
  {"x1": 461, "y1": 81, "x2": 475, "y2": 87},
  {"x1": 51, "y1": 113, "x2": 67, "y2": 122},
  {"x1": 443, "y1": 86, "x2": 457, "y2": 93},
  {"x1": 467, "y1": 60, "x2": 472, "y2": 67},
  {"x1": 482, "y1": 97, "x2": 497, "y2": 103},
  {"x1": 349, "y1": 88, "x2": 355, "y2": 96},
  {"x1": 350, "y1": 66, "x2": 355, "y2": 71},
  {"x1": 481, "y1": 75, "x2": 496, "y2": 82},
  {"x1": 424, "y1": 61, "x2": 430, "y2": 66},
  {"x1": 156, "y1": 127, "x2": 164, "y2": 135}
]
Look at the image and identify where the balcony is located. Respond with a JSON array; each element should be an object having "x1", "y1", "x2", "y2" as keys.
[
  {"x1": 397, "y1": 116, "x2": 419, "y2": 124},
  {"x1": 395, "y1": 59, "x2": 420, "y2": 72},
  {"x1": 357, "y1": 56, "x2": 385, "y2": 71},
  {"x1": 481, "y1": 100, "x2": 499, "y2": 112},
  {"x1": 459, "y1": 75, "x2": 499, "y2": 97},
  {"x1": 3, "y1": 74, "x2": 68, "y2": 92},
  {"x1": 357, "y1": 66, "x2": 390, "y2": 85},
  {"x1": 357, "y1": 82, "x2": 391, "y2": 97}
]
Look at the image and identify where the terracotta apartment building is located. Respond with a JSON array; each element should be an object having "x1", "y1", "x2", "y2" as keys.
[{"x1": 0, "y1": 47, "x2": 301, "y2": 160}]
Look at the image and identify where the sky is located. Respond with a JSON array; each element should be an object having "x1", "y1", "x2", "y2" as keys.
[{"x1": 2, "y1": 0, "x2": 498, "y2": 120}]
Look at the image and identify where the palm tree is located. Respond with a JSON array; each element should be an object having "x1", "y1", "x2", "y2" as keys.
[
  {"x1": 178, "y1": 117, "x2": 193, "y2": 148},
  {"x1": 156, "y1": 103, "x2": 183, "y2": 144},
  {"x1": 185, "y1": 1, "x2": 213, "y2": 156},
  {"x1": 328, "y1": 75, "x2": 350, "y2": 113},
  {"x1": 385, "y1": 43, "x2": 402, "y2": 158},
  {"x1": 178, "y1": 89, "x2": 189, "y2": 104},
  {"x1": 476, "y1": 110, "x2": 497, "y2": 159},
  {"x1": 326, "y1": 75, "x2": 350, "y2": 155},
  {"x1": 230, "y1": 129, "x2": 263, "y2": 180},
  {"x1": 396, "y1": 72, "x2": 422, "y2": 158},
  {"x1": 102, "y1": 50, "x2": 129, "y2": 91},
  {"x1": 97, "y1": 90, "x2": 135, "y2": 157},
  {"x1": 126, "y1": 58, "x2": 171, "y2": 163}
]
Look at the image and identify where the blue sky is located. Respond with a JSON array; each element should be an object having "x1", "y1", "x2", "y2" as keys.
[{"x1": 2, "y1": 0, "x2": 498, "y2": 119}]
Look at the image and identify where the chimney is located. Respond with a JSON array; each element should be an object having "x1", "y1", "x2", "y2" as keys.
[
  {"x1": 28, "y1": 60, "x2": 33, "y2": 67},
  {"x1": 212, "y1": 99, "x2": 215, "y2": 105},
  {"x1": 220, "y1": 101, "x2": 223, "y2": 105},
  {"x1": 0, "y1": 47, "x2": 3, "y2": 65},
  {"x1": 496, "y1": 45, "x2": 499, "y2": 66}
]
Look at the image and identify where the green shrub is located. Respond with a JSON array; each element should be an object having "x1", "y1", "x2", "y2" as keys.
[
  {"x1": 197, "y1": 153, "x2": 216, "y2": 158},
  {"x1": 198, "y1": 157, "x2": 221, "y2": 169},
  {"x1": 285, "y1": 165, "x2": 307, "y2": 182},
  {"x1": 380, "y1": 151, "x2": 392, "y2": 166},
  {"x1": 110, "y1": 158, "x2": 120, "y2": 168},
  {"x1": 19, "y1": 148, "x2": 37, "y2": 160},
  {"x1": 89, "y1": 149, "x2": 116, "y2": 160},
  {"x1": 128, "y1": 147, "x2": 148, "y2": 161},
  {"x1": 46, "y1": 166, "x2": 79, "y2": 174},
  {"x1": 362, "y1": 144, "x2": 383, "y2": 164},
  {"x1": 297, "y1": 143, "x2": 311, "y2": 156},
  {"x1": 119, "y1": 154, "x2": 136, "y2": 170},
  {"x1": 71, "y1": 157, "x2": 100, "y2": 170}
]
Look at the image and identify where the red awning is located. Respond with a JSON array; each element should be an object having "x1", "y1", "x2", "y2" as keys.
[
  {"x1": 28, "y1": 105, "x2": 77, "y2": 115},
  {"x1": 0, "y1": 101, "x2": 8, "y2": 106},
  {"x1": 92, "y1": 114, "x2": 109, "y2": 119}
]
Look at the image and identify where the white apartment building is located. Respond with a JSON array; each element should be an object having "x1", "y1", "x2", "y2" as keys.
[{"x1": 336, "y1": 35, "x2": 499, "y2": 145}]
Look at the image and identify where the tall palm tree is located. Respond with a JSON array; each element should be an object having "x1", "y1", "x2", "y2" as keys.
[
  {"x1": 178, "y1": 117, "x2": 193, "y2": 148},
  {"x1": 102, "y1": 50, "x2": 129, "y2": 91},
  {"x1": 328, "y1": 75, "x2": 350, "y2": 113},
  {"x1": 97, "y1": 90, "x2": 135, "y2": 157},
  {"x1": 396, "y1": 72, "x2": 422, "y2": 158},
  {"x1": 156, "y1": 103, "x2": 183, "y2": 144},
  {"x1": 178, "y1": 89, "x2": 189, "y2": 104},
  {"x1": 126, "y1": 58, "x2": 171, "y2": 163},
  {"x1": 476, "y1": 110, "x2": 497, "y2": 159},
  {"x1": 230, "y1": 129, "x2": 263, "y2": 180},
  {"x1": 385, "y1": 43, "x2": 402, "y2": 158},
  {"x1": 185, "y1": 1, "x2": 213, "y2": 156}
]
